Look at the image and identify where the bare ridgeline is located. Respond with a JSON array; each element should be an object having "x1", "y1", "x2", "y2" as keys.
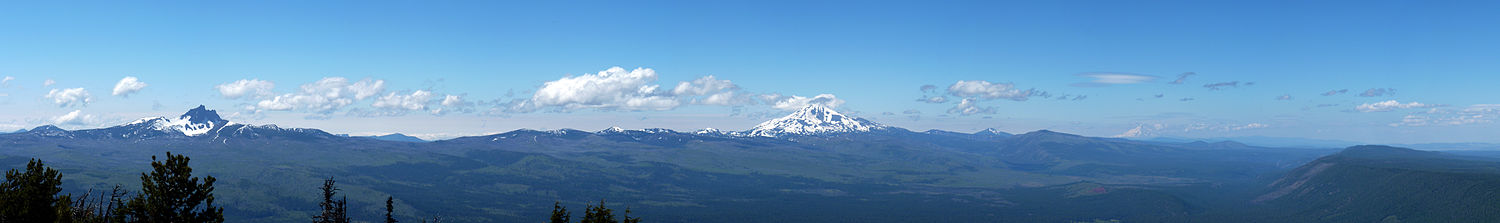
[{"x1": 2, "y1": 105, "x2": 1499, "y2": 222}]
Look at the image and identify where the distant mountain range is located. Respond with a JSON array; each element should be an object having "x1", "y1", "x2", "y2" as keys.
[{"x1": 1, "y1": 105, "x2": 1496, "y2": 222}]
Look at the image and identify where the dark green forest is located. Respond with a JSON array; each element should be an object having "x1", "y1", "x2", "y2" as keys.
[{"x1": 0, "y1": 153, "x2": 646, "y2": 223}]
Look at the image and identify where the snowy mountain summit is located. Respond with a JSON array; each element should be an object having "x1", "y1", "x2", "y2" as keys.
[
  {"x1": 128, "y1": 105, "x2": 232, "y2": 137},
  {"x1": 746, "y1": 104, "x2": 888, "y2": 137}
]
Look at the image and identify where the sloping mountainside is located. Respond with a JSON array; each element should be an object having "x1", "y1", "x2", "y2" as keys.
[
  {"x1": 0, "y1": 106, "x2": 1347, "y2": 222},
  {"x1": 1240, "y1": 145, "x2": 1500, "y2": 222}
]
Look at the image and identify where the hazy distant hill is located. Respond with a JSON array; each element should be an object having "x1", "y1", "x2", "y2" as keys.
[
  {"x1": 1245, "y1": 145, "x2": 1500, "y2": 222},
  {"x1": 360, "y1": 133, "x2": 428, "y2": 142}
]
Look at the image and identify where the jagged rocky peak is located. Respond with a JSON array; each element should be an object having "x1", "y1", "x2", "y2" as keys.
[
  {"x1": 746, "y1": 104, "x2": 887, "y2": 137},
  {"x1": 180, "y1": 105, "x2": 229, "y2": 125},
  {"x1": 163, "y1": 105, "x2": 230, "y2": 136}
]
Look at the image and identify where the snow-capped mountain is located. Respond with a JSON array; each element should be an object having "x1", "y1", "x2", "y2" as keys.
[
  {"x1": 744, "y1": 104, "x2": 888, "y2": 137},
  {"x1": 1113, "y1": 124, "x2": 1164, "y2": 138},
  {"x1": 119, "y1": 105, "x2": 233, "y2": 137},
  {"x1": 18, "y1": 105, "x2": 338, "y2": 141}
]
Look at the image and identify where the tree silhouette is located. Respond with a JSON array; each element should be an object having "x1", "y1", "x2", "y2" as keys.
[
  {"x1": 385, "y1": 196, "x2": 398, "y2": 223},
  {"x1": 0, "y1": 159, "x2": 64, "y2": 222},
  {"x1": 622, "y1": 207, "x2": 640, "y2": 223},
  {"x1": 313, "y1": 177, "x2": 350, "y2": 223},
  {"x1": 550, "y1": 201, "x2": 570, "y2": 223},
  {"x1": 117, "y1": 152, "x2": 224, "y2": 223},
  {"x1": 579, "y1": 199, "x2": 616, "y2": 223}
]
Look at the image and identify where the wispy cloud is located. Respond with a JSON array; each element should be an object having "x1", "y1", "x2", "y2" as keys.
[
  {"x1": 0, "y1": 76, "x2": 13, "y2": 87},
  {"x1": 1179, "y1": 97, "x2": 1195, "y2": 101},
  {"x1": 1167, "y1": 72, "x2": 1195, "y2": 84},
  {"x1": 1321, "y1": 89, "x2": 1348, "y2": 96},
  {"x1": 1184, "y1": 122, "x2": 1269, "y2": 132},
  {"x1": 1275, "y1": 94, "x2": 1292, "y2": 100},
  {"x1": 1354, "y1": 100, "x2": 1441, "y2": 112},
  {"x1": 919, "y1": 85, "x2": 938, "y2": 93},
  {"x1": 1072, "y1": 72, "x2": 1160, "y2": 87},
  {"x1": 1202, "y1": 81, "x2": 1240, "y2": 90},
  {"x1": 1358, "y1": 88, "x2": 1396, "y2": 97},
  {"x1": 1391, "y1": 104, "x2": 1500, "y2": 126},
  {"x1": 917, "y1": 96, "x2": 948, "y2": 103}
]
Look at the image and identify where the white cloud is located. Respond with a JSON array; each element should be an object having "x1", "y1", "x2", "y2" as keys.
[
  {"x1": 441, "y1": 94, "x2": 467, "y2": 107},
  {"x1": 371, "y1": 90, "x2": 435, "y2": 110},
  {"x1": 347, "y1": 79, "x2": 386, "y2": 100},
  {"x1": 0, "y1": 76, "x2": 13, "y2": 86},
  {"x1": 519, "y1": 67, "x2": 680, "y2": 111},
  {"x1": 947, "y1": 80, "x2": 1035, "y2": 101},
  {"x1": 43, "y1": 79, "x2": 55, "y2": 87},
  {"x1": 672, "y1": 75, "x2": 749, "y2": 106},
  {"x1": 1355, "y1": 100, "x2": 1441, "y2": 112},
  {"x1": 1275, "y1": 94, "x2": 1292, "y2": 100},
  {"x1": 672, "y1": 75, "x2": 737, "y2": 96},
  {"x1": 52, "y1": 110, "x2": 94, "y2": 126},
  {"x1": 698, "y1": 91, "x2": 750, "y2": 105},
  {"x1": 216, "y1": 79, "x2": 276, "y2": 99},
  {"x1": 947, "y1": 98, "x2": 996, "y2": 115},
  {"x1": 255, "y1": 77, "x2": 385, "y2": 114},
  {"x1": 112, "y1": 76, "x2": 148, "y2": 97},
  {"x1": 769, "y1": 94, "x2": 844, "y2": 110},
  {"x1": 45, "y1": 88, "x2": 92, "y2": 107}
]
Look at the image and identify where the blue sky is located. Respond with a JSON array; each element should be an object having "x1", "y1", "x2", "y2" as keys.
[{"x1": 0, "y1": 0, "x2": 1496, "y2": 143}]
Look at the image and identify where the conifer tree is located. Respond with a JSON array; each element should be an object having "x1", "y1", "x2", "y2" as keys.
[
  {"x1": 385, "y1": 196, "x2": 398, "y2": 223},
  {"x1": 549, "y1": 201, "x2": 570, "y2": 223},
  {"x1": 0, "y1": 159, "x2": 64, "y2": 222},
  {"x1": 579, "y1": 199, "x2": 616, "y2": 223},
  {"x1": 313, "y1": 177, "x2": 350, "y2": 223},
  {"x1": 622, "y1": 206, "x2": 641, "y2": 223},
  {"x1": 117, "y1": 152, "x2": 224, "y2": 223}
]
